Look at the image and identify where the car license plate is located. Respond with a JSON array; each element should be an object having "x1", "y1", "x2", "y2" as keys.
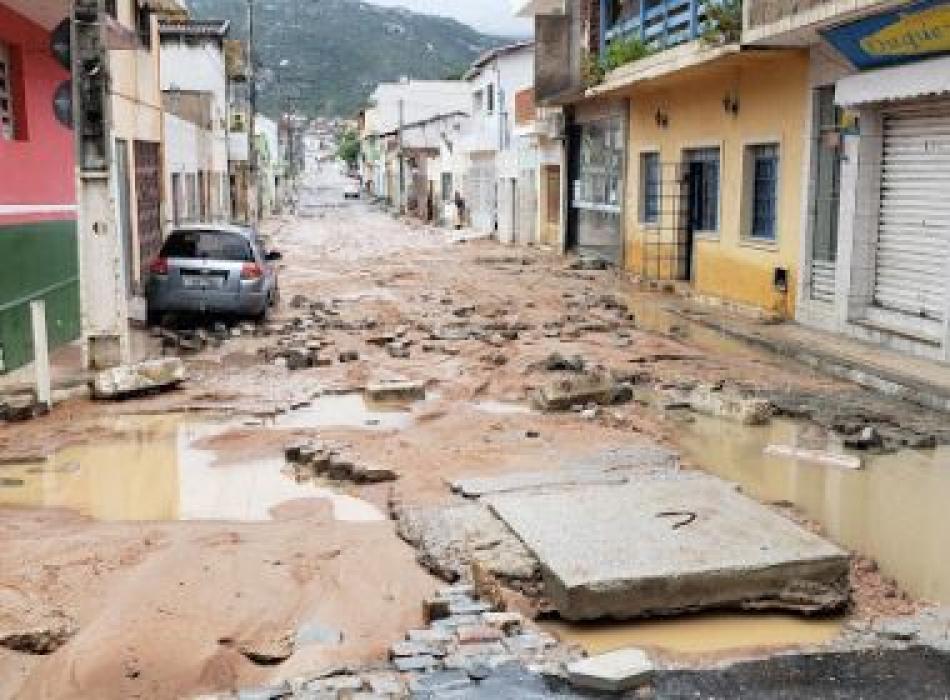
[{"x1": 182, "y1": 276, "x2": 224, "y2": 290}]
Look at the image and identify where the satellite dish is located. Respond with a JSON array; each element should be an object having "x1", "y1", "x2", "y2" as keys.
[
  {"x1": 54, "y1": 80, "x2": 73, "y2": 129},
  {"x1": 51, "y1": 18, "x2": 71, "y2": 70}
]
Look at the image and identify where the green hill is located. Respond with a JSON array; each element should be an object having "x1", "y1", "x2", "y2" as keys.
[{"x1": 186, "y1": 0, "x2": 511, "y2": 117}]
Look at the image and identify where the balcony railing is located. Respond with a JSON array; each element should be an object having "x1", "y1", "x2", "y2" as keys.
[{"x1": 601, "y1": 0, "x2": 721, "y2": 54}]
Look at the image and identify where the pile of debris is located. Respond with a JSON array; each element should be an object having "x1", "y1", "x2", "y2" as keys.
[
  {"x1": 154, "y1": 321, "x2": 255, "y2": 355},
  {"x1": 213, "y1": 584, "x2": 585, "y2": 700},
  {"x1": 285, "y1": 439, "x2": 397, "y2": 484}
]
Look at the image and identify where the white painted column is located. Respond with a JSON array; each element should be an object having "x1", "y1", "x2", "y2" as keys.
[{"x1": 30, "y1": 300, "x2": 51, "y2": 408}]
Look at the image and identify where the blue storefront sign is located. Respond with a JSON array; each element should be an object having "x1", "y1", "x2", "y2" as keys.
[{"x1": 823, "y1": 0, "x2": 950, "y2": 70}]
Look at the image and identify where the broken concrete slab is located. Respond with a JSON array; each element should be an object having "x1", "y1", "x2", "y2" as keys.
[
  {"x1": 364, "y1": 379, "x2": 425, "y2": 403},
  {"x1": 91, "y1": 358, "x2": 186, "y2": 400},
  {"x1": 449, "y1": 469, "x2": 630, "y2": 498},
  {"x1": 487, "y1": 474, "x2": 850, "y2": 620},
  {"x1": 532, "y1": 373, "x2": 631, "y2": 412},
  {"x1": 394, "y1": 503, "x2": 538, "y2": 586},
  {"x1": 678, "y1": 384, "x2": 772, "y2": 425},
  {"x1": 567, "y1": 648, "x2": 656, "y2": 693}
]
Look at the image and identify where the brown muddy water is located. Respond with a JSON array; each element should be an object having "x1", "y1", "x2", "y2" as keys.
[
  {"x1": 272, "y1": 392, "x2": 417, "y2": 431},
  {"x1": 0, "y1": 415, "x2": 385, "y2": 522},
  {"x1": 673, "y1": 413, "x2": 950, "y2": 606},
  {"x1": 543, "y1": 612, "x2": 842, "y2": 656}
]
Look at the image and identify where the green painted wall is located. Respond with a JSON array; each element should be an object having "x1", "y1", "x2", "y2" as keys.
[{"x1": 0, "y1": 220, "x2": 80, "y2": 373}]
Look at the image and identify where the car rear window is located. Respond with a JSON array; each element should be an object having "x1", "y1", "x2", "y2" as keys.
[{"x1": 161, "y1": 231, "x2": 253, "y2": 262}]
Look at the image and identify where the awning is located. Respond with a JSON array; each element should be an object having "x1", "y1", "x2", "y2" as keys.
[{"x1": 836, "y1": 55, "x2": 950, "y2": 107}]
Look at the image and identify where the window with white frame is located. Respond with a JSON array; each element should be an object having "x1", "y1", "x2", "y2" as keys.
[
  {"x1": 640, "y1": 152, "x2": 661, "y2": 224},
  {"x1": 0, "y1": 41, "x2": 15, "y2": 141},
  {"x1": 486, "y1": 83, "x2": 495, "y2": 114},
  {"x1": 746, "y1": 143, "x2": 779, "y2": 240}
]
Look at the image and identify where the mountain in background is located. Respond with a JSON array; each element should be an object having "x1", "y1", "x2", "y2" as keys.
[{"x1": 186, "y1": 0, "x2": 512, "y2": 118}]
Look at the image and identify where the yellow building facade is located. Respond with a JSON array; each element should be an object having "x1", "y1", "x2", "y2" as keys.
[{"x1": 620, "y1": 49, "x2": 810, "y2": 317}]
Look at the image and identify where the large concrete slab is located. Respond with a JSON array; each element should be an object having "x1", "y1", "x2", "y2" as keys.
[
  {"x1": 487, "y1": 474, "x2": 850, "y2": 621},
  {"x1": 449, "y1": 469, "x2": 629, "y2": 498}
]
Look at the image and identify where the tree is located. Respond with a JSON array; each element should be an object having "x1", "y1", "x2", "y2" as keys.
[{"x1": 337, "y1": 129, "x2": 360, "y2": 168}]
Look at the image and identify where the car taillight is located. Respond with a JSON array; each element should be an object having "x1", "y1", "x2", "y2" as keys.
[
  {"x1": 149, "y1": 257, "x2": 169, "y2": 276},
  {"x1": 241, "y1": 262, "x2": 264, "y2": 280}
]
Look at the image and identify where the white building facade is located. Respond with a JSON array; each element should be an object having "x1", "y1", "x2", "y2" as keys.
[
  {"x1": 361, "y1": 80, "x2": 471, "y2": 207},
  {"x1": 760, "y1": 0, "x2": 950, "y2": 363},
  {"x1": 461, "y1": 42, "x2": 540, "y2": 244},
  {"x1": 159, "y1": 19, "x2": 231, "y2": 228}
]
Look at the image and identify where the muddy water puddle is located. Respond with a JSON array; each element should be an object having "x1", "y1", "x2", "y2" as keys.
[
  {"x1": 271, "y1": 393, "x2": 419, "y2": 431},
  {"x1": 543, "y1": 612, "x2": 842, "y2": 656},
  {"x1": 672, "y1": 414, "x2": 950, "y2": 605},
  {"x1": 471, "y1": 400, "x2": 535, "y2": 416},
  {"x1": 624, "y1": 294, "x2": 767, "y2": 359},
  {"x1": 0, "y1": 416, "x2": 384, "y2": 523}
]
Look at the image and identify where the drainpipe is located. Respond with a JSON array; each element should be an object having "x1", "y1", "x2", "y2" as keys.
[{"x1": 600, "y1": 0, "x2": 608, "y2": 56}]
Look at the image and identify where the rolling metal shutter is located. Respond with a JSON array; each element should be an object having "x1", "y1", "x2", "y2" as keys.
[{"x1": 874, "y1": 106, "x2": 950, "y2": 322}]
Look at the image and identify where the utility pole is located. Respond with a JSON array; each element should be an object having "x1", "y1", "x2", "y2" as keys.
[
  {"x1": 72, "y1": 0, "x2": 130, "y2": 370},
  {"x1": 247, "y1": 0, "x2": 259, "y2": 222}
]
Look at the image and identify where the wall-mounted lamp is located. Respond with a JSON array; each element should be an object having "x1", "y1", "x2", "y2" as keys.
[
  {"x1": 723, "y1": 92, "x2": 740, "y2": 116},
  {"x1": 655, "y1": 109, "x2": 669, "y2": 128}
]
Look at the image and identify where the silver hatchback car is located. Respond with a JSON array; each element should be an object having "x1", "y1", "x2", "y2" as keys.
[{"x1": 146, "y1": 224, "x2": 280, "y2": 323}]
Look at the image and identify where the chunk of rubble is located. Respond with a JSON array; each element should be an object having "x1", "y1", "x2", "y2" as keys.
[
  {"x1": 486, "y1": 473, "x2": 850, "y2": 620},
  {"x1": 567, "y1": 648, "x2": 656, "y2": 693},
  {"x1": 365, "y1": 379, "x2": 425, "y2": 403},
  {"x1": 234, "y1": 631, "x2": 295, "y2": 666},
  {"x1": 285, "y1": 440, "x2": 397, "y2": 483},
  {"x1": 91, "y1": 358, "x2": 186, "y2": 400},
  {"x1": 532, "y1": 373, "x2": 632, "y2": 412},
  {"x1": 0, "y1": 589, "x2": 77, "y2": 655},
  {"x1": 676, "y1": 383, "x2": 772, "y2": 425},
  {"x1": 394, "y1": 503, "x2": 538, "y2": 586}
]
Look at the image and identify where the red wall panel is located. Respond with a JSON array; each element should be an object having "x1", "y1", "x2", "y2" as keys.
[{"x1": 0, "y1": 5, "x2": 76, "y2": 219}]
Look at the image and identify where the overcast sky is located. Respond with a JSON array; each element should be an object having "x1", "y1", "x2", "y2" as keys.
[{"x1": 366, "y1": 0, "x2": 534, "y2": 37}]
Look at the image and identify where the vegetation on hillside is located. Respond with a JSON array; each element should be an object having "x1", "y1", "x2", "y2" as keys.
[{"x1": 188, "y1": 0, "x2": 511, "y2": 117}]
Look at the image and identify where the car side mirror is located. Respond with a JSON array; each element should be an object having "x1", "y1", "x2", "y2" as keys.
[{"x1": 265, "y1": 251, "x2": 283, "y2": 262}]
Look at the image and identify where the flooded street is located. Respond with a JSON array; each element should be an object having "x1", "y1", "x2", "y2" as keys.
[{"x1": 1, "y1": 165, "x2": 948, "y2": 699}]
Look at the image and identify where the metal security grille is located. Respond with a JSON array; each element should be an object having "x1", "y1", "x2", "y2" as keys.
[
  {"x1": 642, "y1": 162, "x2": 691, "y2": 282},
  {"x1": 134, "y1": 141, "x2": 163, "y2": 286},
  {"x1": 874, "y1": 105, "x2": 950, "y2": 322},
  {"x1": 0, "y1": 42, "x2": 13, "y2": 140},
  {"x1": 750, "y1": 144, "x2": 779, "y2": 240},
  {"x1": 810, "y1": 86, "x2": 842, "y2": 303}
]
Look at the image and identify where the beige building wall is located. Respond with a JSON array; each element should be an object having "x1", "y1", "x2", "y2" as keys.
[{"x1": 624, "y1": 50, "x2": 811, "y2": 317}]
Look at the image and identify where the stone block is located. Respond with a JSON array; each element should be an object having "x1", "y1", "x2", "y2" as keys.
[
  {"x1": 91, "y1": 358, "x2": 186, "y2": 400},
  {"x1": 567, "y1": 648, "x2": 655, "y2": 693}
]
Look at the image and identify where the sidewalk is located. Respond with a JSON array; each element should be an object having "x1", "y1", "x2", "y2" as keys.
[
  {"x1": 671, "y1": 302, "x2": 950, "y2": 413},
  {"x1": 0, "y1": 329, "x2": 159, "y2": 396}
]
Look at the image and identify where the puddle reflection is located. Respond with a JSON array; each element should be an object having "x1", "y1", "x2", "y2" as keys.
[{"x1": 0, "y1": 417, "x2": 384, "y2": 523}]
